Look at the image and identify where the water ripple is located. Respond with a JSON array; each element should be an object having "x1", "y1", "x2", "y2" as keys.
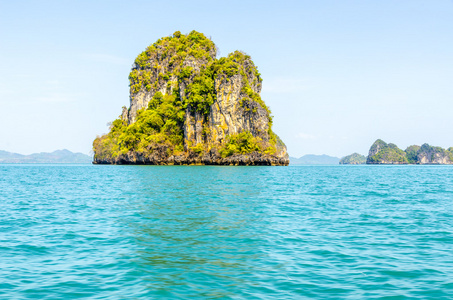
[{"x1": 0, "y1": 165, "x2": 452, "y2": 299}]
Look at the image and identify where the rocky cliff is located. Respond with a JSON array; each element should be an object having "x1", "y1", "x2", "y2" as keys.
[
  {"x1": 415, "y1": 143, "x2": 453, "y2": 164},
  {"x1": 365, "y1": 139, "x2": 453, "y2": 165},
  {"x1": 93, "y1": 31, "x2": 288, "y2": 165}
]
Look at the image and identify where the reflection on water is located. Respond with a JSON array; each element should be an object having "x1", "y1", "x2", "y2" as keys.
[{"x1": 122, "y1": 166, "x2": 277, "y2": 298}]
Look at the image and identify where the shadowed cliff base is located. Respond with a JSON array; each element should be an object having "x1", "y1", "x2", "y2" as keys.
[
  {"x1": 94, "y1": 151, "x2": 288, "y2": 166},
  {"x1": 93, "y1": 31, "x2": 288, "y2": 166}
]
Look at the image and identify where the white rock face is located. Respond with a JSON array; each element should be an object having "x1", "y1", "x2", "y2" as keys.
[
  {"x1": 418, "y1": 152, "x2": 452, "y2": 164},
  {"x1": 128, "y1": 90, "x2": 153, "y2": 123},
  {"x1": 181, "y1": 72, "x2": 272, "y2": 152},
  {"x1": 209, "y1": 74, "x2": 267, "y2": 144}
]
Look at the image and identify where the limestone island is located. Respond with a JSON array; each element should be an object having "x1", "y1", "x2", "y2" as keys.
[
  {"x1": 93, "y1": 31, "x2": 288, "y2": 165},
  {"x1": 340, "y1": 139, "x2": 453, "y2": 165}
]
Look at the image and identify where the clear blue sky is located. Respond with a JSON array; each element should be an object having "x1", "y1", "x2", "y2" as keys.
[{"x1": 1, "y1": 0, "x2": 452, "y2": 157}]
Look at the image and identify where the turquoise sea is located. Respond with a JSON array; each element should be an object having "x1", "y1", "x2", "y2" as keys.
[{"x1": 1, "y1": 165, "x2": 452, "y2": 299}]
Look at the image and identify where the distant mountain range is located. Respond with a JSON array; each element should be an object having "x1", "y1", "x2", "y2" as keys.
[
  {"x1": 0, "y1": 149, "x2": 92, "y2": 164},
  {"x1": 289, "y1": 154, "x2": 340, "y2": 165}
]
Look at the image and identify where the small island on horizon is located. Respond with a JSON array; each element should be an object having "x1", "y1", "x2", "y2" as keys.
[
  {"x1": 340, "y1": 139, "x2": 453, "y2": 165},
  {"x1": 339, "y1": 153, "x2": 366, "y2": 165},
  {"x1": 93, "y1": 31, "x2": 288, "y2": 166}
]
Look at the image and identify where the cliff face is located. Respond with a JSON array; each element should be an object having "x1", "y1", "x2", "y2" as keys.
[
  {"x1": 416, "y1": 144, "x2": 453, "y2": 164},
  {"x1": 93, "y1": 31, "x2": 288, "y2": 165}
]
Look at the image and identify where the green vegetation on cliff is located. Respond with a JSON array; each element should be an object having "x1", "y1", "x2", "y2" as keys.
[
  {"x1": 405, "y1": 145, "x2": 421, "y2": 164},
  {"x1": 93, "y1": 31, "x2": 284, "y2": 165},
  {"x1": 127, "y1": 31, "x2": 266, "y2": 117},
  {"x1": 367, "y1": 139, "x2": 408, "y2": 164},
  {"x1": 219, "y1": 132, "x2": 276, "y2": 158},
  {"x1": 339, "y1": 153, "x2": 366, "y2": 164},
  {"x1": 93, "y1": 91, "x2": 186, "y2": 161}
]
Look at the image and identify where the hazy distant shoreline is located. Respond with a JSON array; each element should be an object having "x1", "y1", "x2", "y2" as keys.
[
  {"x1": 290, "y1": 154, "x2": 340, "y2": 165},
  {"x1": 0, "y1": 149, "x2": 92, "y2": 164}
]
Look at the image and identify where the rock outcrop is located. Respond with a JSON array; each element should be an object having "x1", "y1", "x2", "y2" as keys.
[
  {"x1": 367, "y1": 139, "x2": 408, "y2": 164},
  {"x1": 415, "y1": 143, "x2": 453, "y2": 164},
  {"x1": 339, "y1": 153, "x2": 366, "y2": 164},
  {"x1": 93, "y1": 31, "x2": 288, "y2": 166}
]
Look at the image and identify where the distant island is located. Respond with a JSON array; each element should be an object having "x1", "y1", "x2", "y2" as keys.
[
  {"x1": 0, "y1": 150, "x2": 92, "y2": 164},
  {"x1": 340, "y1": 139, "x2": 453, "y2": 165},
  {"x1": 290, "y1": 154, "x2": 340, "y2": 165},
  {"x1": 93, "y1": 31, "x2": 288, "y2": 166},
  {"x1": 339, "y1": 153, "x2": 366, "y2": 164}
]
